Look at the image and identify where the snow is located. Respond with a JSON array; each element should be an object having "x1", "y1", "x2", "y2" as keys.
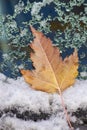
[
  {"x1": 0, "y1": 116, "x2": 69, "y2": 130},
  {"x1": 31, "y1": 0, "x2": 53, "y2": 16},
  {"x1": 0, "y1": 73, "x2": 87, "y2": 130}
]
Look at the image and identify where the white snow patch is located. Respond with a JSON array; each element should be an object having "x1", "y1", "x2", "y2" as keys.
[
  {"x1": 0, "y1": 116, "x2": 69, "y2": 130},
  {"x1": 63, "y1": 80, "x2": 87, "y2": 111},
  {"x1": 31, "y1": 0, "x2": 53, "y2": 16},
  {"x1": 0, "y1": 73, "x2": 87, "y2": 130}
]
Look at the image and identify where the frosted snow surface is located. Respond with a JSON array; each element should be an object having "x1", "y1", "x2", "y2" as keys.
[{"x1": 0, "y1": 73, "x2": 87, "y2": 130}]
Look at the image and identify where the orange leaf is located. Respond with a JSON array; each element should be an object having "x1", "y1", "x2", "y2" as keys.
[{"x1": 21, "y1": 26, "x2": 79, "y2": 93}]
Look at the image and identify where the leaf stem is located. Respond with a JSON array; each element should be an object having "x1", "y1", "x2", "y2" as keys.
[{"x1": 58, "y1": 89, "x2": 74, "y2": 130}]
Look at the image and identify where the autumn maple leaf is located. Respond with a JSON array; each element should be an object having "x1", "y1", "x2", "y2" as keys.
[
  {"x1": 21, "y1": 26, "x2": 78, "y2": 93},
  {"x1": 21, "y1": 26, "x2": 79, "y2": 130}
]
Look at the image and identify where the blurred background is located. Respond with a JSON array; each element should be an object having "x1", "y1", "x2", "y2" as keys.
[{"x1": 0, "y1": 0, "x2": 87, "y2": 79}]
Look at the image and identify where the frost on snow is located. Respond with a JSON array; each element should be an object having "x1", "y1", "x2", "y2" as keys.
[{"x1": 0, "y1": 73, "x2": 87, "y2": 130}]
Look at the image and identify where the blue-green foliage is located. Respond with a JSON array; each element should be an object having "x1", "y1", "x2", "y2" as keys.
[{"x1": 0, "y1": 0, "x2": 87, "y2": 79}]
